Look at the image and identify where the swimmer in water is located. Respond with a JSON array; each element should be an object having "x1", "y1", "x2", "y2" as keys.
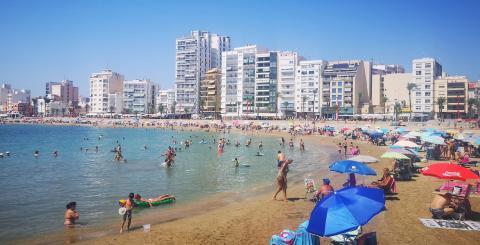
[
  {"x1": 144, "y1": 145, "x2": 148, "y2": 150},
  {"x1": 34, "y1": 150, "x2": 39, "y2": 158},
  {"x1": 53, "y1": 150, "x2": 59, "y2": 157},
  {"x1": 233, "y1": 158, "x2": 240, "y2": 167}
]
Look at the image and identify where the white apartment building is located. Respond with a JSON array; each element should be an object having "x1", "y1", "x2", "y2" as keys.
[
  {"x1": 254, "y1": 51, "x2": 278, "y2": 116},
  {"x1": 175, "y1": 30, "x2": 230, "y2": 114},
  {"x1": 371, "y1": 64, "x2": 405, "y2": 113},
  {"x1": 123, "y1": 79, "x2": 157, "y2": 114},
  {"x1": 156, "y1": 89, "x2": 176, "y2": 114},
  {"x1": 321, "y1": 61, "x2": 370, "y2": 118},
  {"x1": 295, "y1": 60, "x2": 326, "y2": 118},
  {"x1": 89, "y1": 69, "x2": 124, "y2": 114},
  {"x1": 411, "y1": 58, "x2": 442, "y2": 118},
  {"x1": 277, "y1": 51, "x2": 300, "y2": 118},
  {"x1": 221, "y1": 45, "x2": 268, "y2": 118},
  {"x1": 382, "y1": 73, "x2": 414, "y2": 115}
]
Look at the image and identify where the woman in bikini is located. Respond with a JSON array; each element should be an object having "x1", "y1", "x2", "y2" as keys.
[{"x1": 273, "y1": 159, "x2": 294, "y2": 202}]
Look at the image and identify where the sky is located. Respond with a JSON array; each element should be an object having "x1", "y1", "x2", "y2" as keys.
[{"x1": 1, "y1": 0, "x2": 479, "y2": 96}]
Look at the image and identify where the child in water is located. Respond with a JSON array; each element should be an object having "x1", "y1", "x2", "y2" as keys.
[{"x1": 233, "y1": 158, "x2": 239, "y2": 167}]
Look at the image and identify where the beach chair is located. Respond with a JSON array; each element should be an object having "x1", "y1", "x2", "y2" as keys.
[{"x1": 304, "y1": 179, "x2": 316, "y2": 200}]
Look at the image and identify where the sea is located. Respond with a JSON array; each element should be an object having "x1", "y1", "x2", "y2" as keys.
[{"x1": 0, "y1": 124, "x2": 336, "y2": 243}]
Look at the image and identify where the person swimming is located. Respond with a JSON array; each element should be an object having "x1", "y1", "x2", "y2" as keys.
[
  {"x1": 34, "y1": 150, "x2": 39, "y2": 158},
  {"x1": 233, "y1": 158, "x2": 240, "y2": 167},
  {"x1": 53, "y1": 150, "x2": 58, "y2": 157}
]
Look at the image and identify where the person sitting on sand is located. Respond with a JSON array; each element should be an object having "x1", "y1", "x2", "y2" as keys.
[
  {"x1": 430, "y1": 193, "x2": 461, "y2": 219},
  {"x1": 370, "y1": 168, "x2": 393, "y2": 192},
  {"x1": 273, "y1": 159, "x2": 294, "y2": 202},
  {"x1": 314, "y1": 178, "x2": 334, "y2": 201},
  {"x1": 120, "y1": 193, "x2": 134, "y2": 233},
  {"x1": 64, "y1": 202, "x2": 79, "y2": 227}
]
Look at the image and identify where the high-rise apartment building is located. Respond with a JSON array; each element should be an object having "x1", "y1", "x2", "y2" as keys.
[
  {"x1": 175, "y1": 30, "x2": 230, "y2": 114},
  {"x1": 371, "y1": 64, "x2": 405, "y2": 113},
  {"x1": 295, "y1": 60, "x2": 326, "y2": 118},
  {"x1": 411, "y1": 58, "x2": 442, "y2": 118},
  {"x1": 254, "y1": 51, "x2": 278, "y2": 116},
  {"x1": 123, "y1": 79, "x2": 157, "y2": 114},
  {"x1": 221, "y1": 45, "x2": 267, "y2": 118},
  {"x1": 89, "y1": 69, "x2": 124, "y2": 114},
  {"x1": 199, "y1": 68, "x2": 222, "y2": 117},
  {"x1": 277, "y1": 51, "x2": 301, "y2": 118},
  {"x1": 321, "y1": 61, "x2": 370, "y2": 118}
]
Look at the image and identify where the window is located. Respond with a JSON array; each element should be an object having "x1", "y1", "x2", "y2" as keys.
[
  {"x1": 332, "y1": 88, "x2": 336, "y2": 93},
  {"x1": 425, "y1": 85, "x2": 431, "y2": 89},
  {"x1": 425, "y1": 92, "x2": 431, "y2": 96},
  {"x1": 416, "y1": 92, "x2": 421, "y2": 96},
  {"x1": 425, "y1": 63, "x2": 432, "y2": 68},
  {"x1": 337, "y1": 81, "x2": 342, "y2": 86},
  {"x1": 337, "y1": 88, "x2": 342, "y2": 93},
  {"x1": 415, "y1": 106, "x2": 421, "y2": 110},
  {"x1": 416, "y1": 71, "x2": 422, "y2": 75}
]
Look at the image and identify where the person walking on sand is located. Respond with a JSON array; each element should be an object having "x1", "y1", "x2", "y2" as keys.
[
  {"x1": 120, "y1": 193, "x2": 134, "y2": 233},
  {"x1": 273, "y1": 159, "x2": 294, "y2": 202},
  {"x1": 300, "y1": 139, "x2": 305, "y2": 152}
]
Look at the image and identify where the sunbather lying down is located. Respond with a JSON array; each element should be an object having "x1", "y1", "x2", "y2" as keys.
[
  {"x1": 134, "y1": 194, "x2": 175, "y2": 207},
  {"x1": 429, "y1": 193, "x2": 463, "y2": 220}
]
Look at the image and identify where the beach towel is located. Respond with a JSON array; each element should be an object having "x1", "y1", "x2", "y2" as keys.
[
  {"x1": 420, "y1": 218, "x2": 480, "y2": 231},
  {"x1": 270, "y1": 229, "x2": 296, "y2": 245},
  {"x1": 294, "y1": 221, "x2": 320, "y2": 245}
]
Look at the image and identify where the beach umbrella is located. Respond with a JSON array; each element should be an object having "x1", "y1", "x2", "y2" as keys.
[
  {"x1": 389, "y1": 148, "x2": 417, "y2": 157},
  {"x1": 422, "y1": 135, "x2": 445, "y2": 145},
  {"x1": 405, "y1": 131, "x2": 423, "y2": 137},
  {"x1": 395, "y1": 127, "x2": 408, "y2": 133},
  {"x1": 379, "y1": 128, "x2": 389, "y2": 133},
  {"x1": 307, "y1": 186, "x2": 385, "y2": 237},
  {"x1": 421, "y1": 163, "x2": 480, "y2": 181},
  {"x1": 394, "y1": 140, "x2": 420, "y2": 148},
  {"x1": 348, "y1": 155, "x2": 379, "y2": 163},
  {"x1": 329, "y1": 160, "x2": 377, "y2": 176},
  {"x1": 388, "y1": 145, "x2": 404, "y2": 149},
  {"x1": 380, "y1": 151, "x2": 410, "y2": 160}
]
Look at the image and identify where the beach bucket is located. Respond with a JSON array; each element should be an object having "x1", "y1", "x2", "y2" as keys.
[{"x1": 143, "y1": 224, "x2": 151, "y2": 232}]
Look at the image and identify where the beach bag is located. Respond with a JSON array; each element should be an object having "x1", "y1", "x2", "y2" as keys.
[{"x1": 269, "y1": 229, "x2": 296, "y2": 245}]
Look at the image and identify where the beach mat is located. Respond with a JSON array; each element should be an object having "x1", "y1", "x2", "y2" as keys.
[{"x1": 420, "y1": 218, "x2": 480, "y2": 231}]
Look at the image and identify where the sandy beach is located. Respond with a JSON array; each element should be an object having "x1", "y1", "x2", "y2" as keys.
[{"x1": 75, "y1": 130, "x2": 479, "y2": 244}]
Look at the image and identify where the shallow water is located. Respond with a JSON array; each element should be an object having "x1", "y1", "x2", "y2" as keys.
[{"x1": 0, "y1": 125, "x2": 334, "y2": 242}]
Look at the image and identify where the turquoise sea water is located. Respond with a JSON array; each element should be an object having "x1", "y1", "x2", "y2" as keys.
[{"x1": 0, "y1": 125, "x2": 335, "y2": 242}]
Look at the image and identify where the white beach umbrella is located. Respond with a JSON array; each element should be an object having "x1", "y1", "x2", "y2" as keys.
[
  {"x1": 348, "y1": 155, "x2": 379, "y2": 163},
  {"x1": 394, "y1": 140, "x2": 420, "y2": 148}
]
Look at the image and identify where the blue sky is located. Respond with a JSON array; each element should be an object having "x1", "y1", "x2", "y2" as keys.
[{"x1": 1, "y1": 0, "x2": 479, "y2": 96}]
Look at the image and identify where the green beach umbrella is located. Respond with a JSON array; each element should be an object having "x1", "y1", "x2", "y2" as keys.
[{"x1": 380, "y1": 151, "x2": 410, "y2": 160}]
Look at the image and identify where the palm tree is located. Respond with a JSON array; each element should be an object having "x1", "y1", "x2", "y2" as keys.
[
  {"x1": 301, "y1": 95, "x2": 308, "y2": 119},
  {"x1": 467, "y1": 98, "x2": 476, "y2": 119},
  {"x1": 406, "y1": 83, "x2": 417, "y2": 121},
  {"x1": 109, "y1": 105, "x2": 115, "y2": 118},
  {"x1": 437, "y1": 97, "x2": 446, "y2": 122},
  {"x1": 394, "y1": 102, "x2": 402, "y2": 121},
  {"x1": 381, "y1": 96, "x2": 388, "y2": 114},
  {"x1": 158, "y1": 104, "x2": 164, "y2": 115}
]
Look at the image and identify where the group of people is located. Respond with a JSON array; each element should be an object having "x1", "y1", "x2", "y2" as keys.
[{"x1": 337, "y1": 140, "x2": 361, "y2": 158}]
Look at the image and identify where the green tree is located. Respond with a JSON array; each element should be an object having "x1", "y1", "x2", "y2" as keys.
[
  {"x1": 381, "y1": 96, "x2": 388, "y2": 114},
  {"x1": 394, "y1": 102, "x2": 402, "y2": 121},
  {"x1": 406, "y1": 83, "x2": 417, "y2": 121},
  {"x1": 467, "y1": 98, "x2": 476, "y2": 119},
  {"x1": 158, "y1": 104, "x2": 165, "y2": 115},
  {"x1": 437, "y1": 97, "x2": 446, "y2": 122}
]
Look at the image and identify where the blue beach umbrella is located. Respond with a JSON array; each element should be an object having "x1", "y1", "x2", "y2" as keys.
[
  {"x1": 422, "y1": 135, "x2": 445, "y2": 145},
  {"x1": 379, "y1": 128, "x2": 389, "y2": 133},
  {"x1": 395, "y1": 127, "x2": 408, "y2": 133},
  {"x1": 329, "y1": 160, "x2": 377, "y2": 176},
  {"x1": 388, "y1": 145, "x2": 403, "y2": 149},
  {"x1": 307, "y1": 187, "x2": 385, "y2": 237}
]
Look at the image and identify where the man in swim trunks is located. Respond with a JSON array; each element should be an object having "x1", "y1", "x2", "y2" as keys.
[
  {"x1": 120, "y1": 193, "x2": 134, "y2": 233},
  {"x1": 430, "y1": 193, "x2": 459, "y2": 219}
]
